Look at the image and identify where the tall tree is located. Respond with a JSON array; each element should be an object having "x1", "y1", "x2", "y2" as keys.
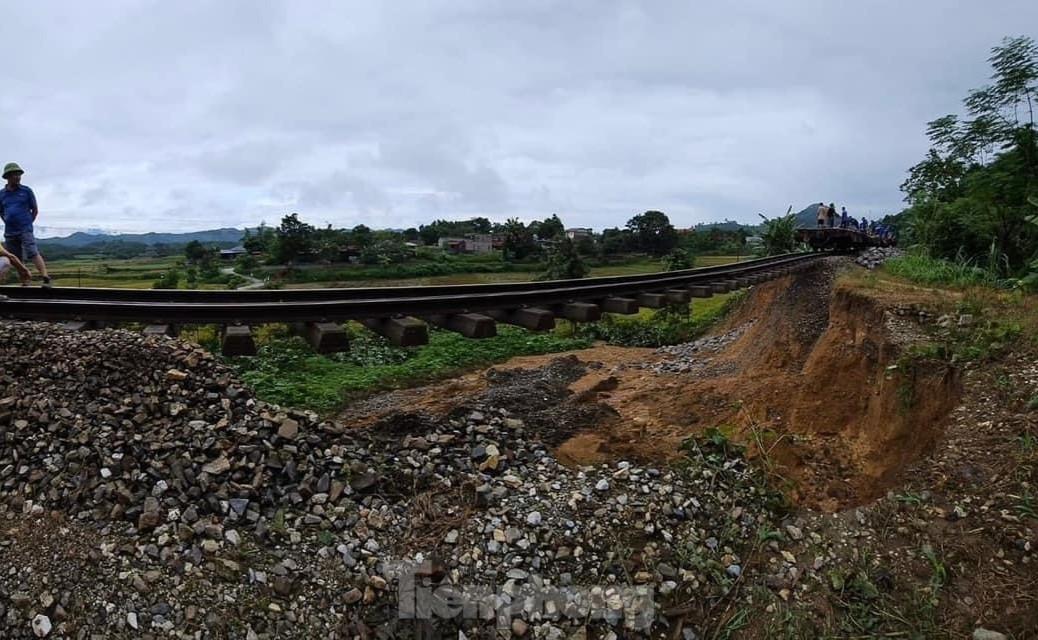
[
  {"x1": 273, "y1": 213, "x2": 315, "y2": 264},
  {"x1": 183, "y1": 240, "x2": 208, "y2": 263},
  {"x1": 899, "y1": 36, "x2": 1038, "y2": 275},
  {"x1": 626, "y1": 210, "x2": 678, "y2": 255},
  {"x1": 501, "y1": 218, "x2": 537, "y2": 260},
  {"x1": 535, "y1": 214, "x2": 565, "y2": 240}
]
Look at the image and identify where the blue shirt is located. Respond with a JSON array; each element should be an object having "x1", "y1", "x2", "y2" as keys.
[{"x1": 0, "y1": 185, "x2": 38, "y2": 236}]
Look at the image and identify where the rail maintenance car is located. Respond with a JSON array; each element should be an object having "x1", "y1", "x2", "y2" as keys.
[{"x1": 795, "y1": 227, "x2": 896, "y2": 252}]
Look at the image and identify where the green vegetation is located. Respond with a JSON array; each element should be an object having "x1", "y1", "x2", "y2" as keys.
[
  {"x1": 893, "y1": 36, "x2": 1038, "y2": 285},
  {"x1": 577, "y1": 292, "x2": 743, "y2": 347},
  {"x1": 884, "y1": 251, "x2": 999, "y2": 287},
  {"x1": 227, "y1": 290, "x2": 743, "y2": 413},
  {"x1": 271, "y1": 254, "x2": 543, "y2": 284},
  {"x1": 758, "y1": 207, "x2": 800, "y2": 256},
  {"x1": 539, "y1": 237, "x2": 588, "y2": 280},
  {"x1": 663, "y1": 248, "x2": 694, "y2": 271},
  {"x1": 234, "y1": 325, "x2": 593, "y2": 412},
  {"x1": 152, "y1": 268, "x2": 182, "y2": 290}
]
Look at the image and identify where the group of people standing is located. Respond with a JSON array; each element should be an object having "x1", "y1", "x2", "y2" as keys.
[
  {"x1": 815, "y1": 202, "x2": 893, "y2": 239},
  {"x1": 0, "y1": 162, "x2": 51, "y2": 287}
]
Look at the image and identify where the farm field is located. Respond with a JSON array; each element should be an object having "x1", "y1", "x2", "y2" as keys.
[
  {"x1": 282, "y1": 255, "x2": 747, "y2": 289},
  {"x1": 2, "y1": 254, "x2": 748, "y2": 290}
]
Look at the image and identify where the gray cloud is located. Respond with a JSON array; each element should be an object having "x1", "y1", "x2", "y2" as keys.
[{"x1": 1, "y1": 0, "x2": 1035, "y2": 235}]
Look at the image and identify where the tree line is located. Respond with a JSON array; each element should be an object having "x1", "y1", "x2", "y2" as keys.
[
  {"x1": 895, "y1": 35, "x2": 1038, "y2": 286},
  {"x1": 225, "y1": 209, "x2": 746, "y2": 268}
]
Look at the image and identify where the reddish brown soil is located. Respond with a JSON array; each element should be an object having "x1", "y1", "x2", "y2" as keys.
[{"x1": 355, "y1": 263, "x2": 964, "y2": 513}]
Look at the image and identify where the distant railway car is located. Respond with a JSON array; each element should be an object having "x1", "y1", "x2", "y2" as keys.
[{"x1": 795, "y1": 227, "x2": 895, "y2": 252}]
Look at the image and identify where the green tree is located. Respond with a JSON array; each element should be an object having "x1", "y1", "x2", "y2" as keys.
[
  {"x1": 272, "y1": 213, "x2": 316, "y2": 264},
  {"x1": 575, "y1": 234, "x2": 598, "y2": 257},
  {"x1": 600, "y1": 227, "x2": 634, "y2": 255},
  {"x1": 184, "y1": 240, "x2": 208, "y2": 263},
  {"x1": 359, "y1": 238, "x2": 411, "y2": 265},
  {"x1": 243, "y1": 224, "x2": 275, "y2": 254},
  {"x1": 626, "y1": 210, "x2": 678, "y2": 255},
  {"x1": 501, "y1": 218, "x2": 537, "y2": 260},
  {"x1": 898, "y1": 36, "x2": 1038, "y2": 275},
  {"x1": 540, "y1": 237, "x2": 588, "y2": 280},
  {"x1": 663, "y1": 248, "x2": 694, "y2": 271},
  {"x1": 350, "y1": 224, "x2": 374, "y2": 248},
  {"x1": 152, "y1": 269, "x2": 181, "y2": 290},
  {"x1": 533, "y1": 214, "x2": 565, "y2": 240},
  {"x1": 235, "y1": 253, "x2": 258, "y2": 274},
  {"x1": 758, "y1": 209, "x2": 800, "y2": 256},
  {"x1": 469, "y1": 217, "x2": 493, "y2": 234}
]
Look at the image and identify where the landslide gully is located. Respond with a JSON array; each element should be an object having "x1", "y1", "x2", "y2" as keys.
[{"x1": 554, "y1": 258, "x2": 961, "y2": 511}]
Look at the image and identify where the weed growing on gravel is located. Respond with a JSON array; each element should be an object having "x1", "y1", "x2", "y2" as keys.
[
  {"x1": 895, "y1": 491, "x2": 925, "y2": 507},
  {"x1": 1013, "y1": 491, "x2": 1038, "y2": 520},
  {"x1": 1017, "y1": 430, "x2": 1037, "y2": 454},
  {"x1": 715, "y1": 609, "x2": 750, "y2": 639}
]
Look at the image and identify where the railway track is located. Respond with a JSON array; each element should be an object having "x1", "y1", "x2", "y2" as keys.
[{"x1": 0, "y1": 252, "x2": 823, "y2": 355}]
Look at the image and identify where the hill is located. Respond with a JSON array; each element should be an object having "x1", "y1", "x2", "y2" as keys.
[
  {"x1": 794, "y1": 203, "x2": 823, "y2": 228},
  {"x1": 39, "y1": 228, "x2": 244, "y2": 248}
]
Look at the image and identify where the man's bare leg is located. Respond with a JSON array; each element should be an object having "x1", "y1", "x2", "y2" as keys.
[{"x1": 33, "y1": 253, "x2": 49, "y2": 279}]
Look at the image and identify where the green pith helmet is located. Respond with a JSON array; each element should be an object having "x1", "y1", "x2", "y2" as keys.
[{"x1": 2, "y1": 162, "x2": 23, "y2": 178}]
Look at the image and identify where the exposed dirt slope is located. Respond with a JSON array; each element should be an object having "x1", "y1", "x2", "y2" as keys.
[{"x1": 340, "y1": 258, "x2": 963, "y2": 512}]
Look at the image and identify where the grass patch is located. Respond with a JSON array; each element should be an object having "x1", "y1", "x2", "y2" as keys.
[
  {"x1": 233, "y1": 325, "x2": 592, "y2": 413},
  {"x1": 227, "y1": 288, "x2": 745, "y2": 413},
  {"x1": 577, "y1": 291, "x2": 744, "y2": 347},
  {"x1": 884, "y1": 252, "x2": 999, "y2": 288}
]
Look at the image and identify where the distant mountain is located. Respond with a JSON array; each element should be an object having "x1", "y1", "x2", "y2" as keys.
[
  {"x1": 39, "y1": 228, "x2": 245, "y2": 248},
  {"x1": 692, "y1": 220, "x2": 750, "y2": 232},
  {"x1": 794, "y1": 203, "x2": 824, "y2": 228}
]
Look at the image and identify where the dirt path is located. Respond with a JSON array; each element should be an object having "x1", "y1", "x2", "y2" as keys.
[{"x1": 220, "y1": 266, "x2": 264, "y2": 290}]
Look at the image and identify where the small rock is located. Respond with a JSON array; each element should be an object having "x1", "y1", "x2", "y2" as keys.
[
  {"x1": 972, "y1": 630, "x2": 1007, "y2": 640},
  {"x1": 278, "y1": 418, "x2": 299, "y2": 440},
  {"x1": 343, "y1": 588, "x2": 363, "y2": 605},
  {"x1": 202, "y1": 455, "x2": 231, "y2": 475},
  {"x1": 272, "y1": 576, "x2": 294, "y2": 597},
  {"x1": 32, "y1": 614, "x2": 51, "y2": 637}
]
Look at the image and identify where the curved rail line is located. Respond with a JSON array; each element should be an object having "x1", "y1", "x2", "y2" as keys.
[
  {"x1": 0, "y1": 252, "x2": 824, "y2": 354},
  {"x1": 0, "y1": 252, "x2": 808, "y2": 303}
]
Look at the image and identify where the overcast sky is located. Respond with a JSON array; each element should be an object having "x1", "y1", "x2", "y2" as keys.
[{"x1": 3, "y1": 1, "x2": 1035, "y2": 237}]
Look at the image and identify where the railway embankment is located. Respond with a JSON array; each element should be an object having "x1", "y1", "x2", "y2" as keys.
[{"x1": 0, "y1": 256, "x2": 1034, "y2": 638}]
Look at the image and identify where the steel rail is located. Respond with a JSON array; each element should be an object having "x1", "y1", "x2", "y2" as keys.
[
  {"x1": 0, "y1": 253, "x2": 822, "y2": 324},
  {"x1": 0, "y1": 253, "x2": 811, "y2": 303}
]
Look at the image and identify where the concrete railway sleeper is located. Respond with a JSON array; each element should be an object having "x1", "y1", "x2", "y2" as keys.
[{"x1": 0, "y1": 253, "x2": 824, "y2": 356}]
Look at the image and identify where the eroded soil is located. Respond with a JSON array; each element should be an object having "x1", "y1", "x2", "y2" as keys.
[{"x1": 345, "y1": 258, "x2": 963, "y2": 513}]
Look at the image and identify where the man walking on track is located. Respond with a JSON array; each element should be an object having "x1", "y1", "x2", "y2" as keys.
[{"x1": 0, "y1": 162, "x2": 52, "y2": 287}]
